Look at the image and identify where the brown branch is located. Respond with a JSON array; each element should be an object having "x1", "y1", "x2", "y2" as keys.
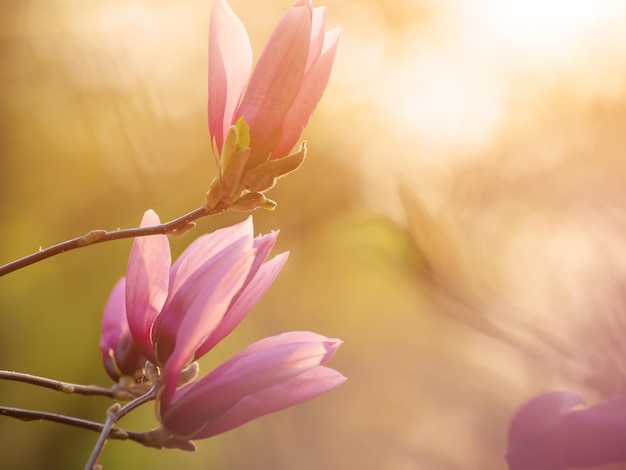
[
  {"x1": 84, "y1": 384, "x2": 158, "y2": 469},
  {"x1": 0, "y1": 404, "x2": 195, "y2": 454},
  {"x1": 0, "y1": 204, "x2": 226, "y2": 278},
  {"x1": 0, "y1": 370, "x2": 116, "y2": 398},
  {"x1": 0, "y1": 405, "x2": 159, "y2": 446}
]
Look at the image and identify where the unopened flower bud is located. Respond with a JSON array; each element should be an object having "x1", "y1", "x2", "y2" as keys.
[{"x1": 81, "y1": 229, "x2": 107, "y2": 246}]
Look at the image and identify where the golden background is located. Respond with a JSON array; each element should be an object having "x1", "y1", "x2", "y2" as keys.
[{"x1": 2, "y1": 0, "x2": 626, "y2": 468}]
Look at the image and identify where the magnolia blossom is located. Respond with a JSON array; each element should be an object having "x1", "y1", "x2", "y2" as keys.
[
  {"x1": 209, "y1": 0, "x2": 340, "y2": 166},
  {"x1": 206, "y1": 0, "x2": 341, "y2": 209},
  {"x1": 158, "y1": 331, "x2": 346, "y2": 441},
  {"x1": 100, "y1": 211, "x2": 346, "y2": 444},
  {"x1": 100, "y1": 211, "x2": 288, "y2": 402},
  {"x1": 506, "y1": 390, "x2": 626, "y2": 469}
]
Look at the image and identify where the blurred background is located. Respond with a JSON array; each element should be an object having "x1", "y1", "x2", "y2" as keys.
[{"x1": 2, "y1": 0, "x2": 626, "y2": 468}]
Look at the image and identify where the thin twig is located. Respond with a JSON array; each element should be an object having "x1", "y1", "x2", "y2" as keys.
[
  {"x1": 0, "y1": 371, "x2": 116, "y2": 398},
  {"x1": 0, "y1": 203, "x2": 225, "y2": 278},
  {"x1": 0, "y1": 406, "x2": 128, "y2": 440},
  {"x1": 0, "y1": 405, "x2": 159, "y2": 447},
  {"x1": 84, "y1": 384, "x2": 159, "y2": 470}
]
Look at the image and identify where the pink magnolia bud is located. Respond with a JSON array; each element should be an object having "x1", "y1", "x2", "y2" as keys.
[
  {"x1": 158, "y1": 332, "x2": 346, "y2": 440},
  {"x1": 208, "y1": 0, "x2": 341, "y2": 172}
]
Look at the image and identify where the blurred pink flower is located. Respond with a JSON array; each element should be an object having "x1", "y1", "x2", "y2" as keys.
[
  {"x1": 100, "y1": 210, "x2": 288, "y2": 399},
  {"x1": 208, "y1": 0, "x2": 341, "y2": 170},
  {"x1": 158, "y1": 331, "x2": 346, "y2": 440},
  {"x1": 506, "y1": 390, "x2": 626, "y2": 469}
]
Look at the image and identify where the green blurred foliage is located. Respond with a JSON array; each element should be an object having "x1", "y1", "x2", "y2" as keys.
[{"x1": 4, "y1": 0, "x2": 626, "y2": 469}]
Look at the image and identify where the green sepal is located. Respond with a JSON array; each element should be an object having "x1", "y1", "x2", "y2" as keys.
[
  {"x1": 234, "y1": 116, "x2": 250, "y2": 148},
  {"x1": 205, "y1": 177, "x2": 225, "y2": 209},
  {"x1": 220, "y1": 118, "x2": 251, "y2": 178},
  {"x1": 222, "y1": 147, "x2": 250, "y2": 198},
  {"x1": 241, "y1": 143, "x2": 307, "y2": 192},
  {"x1": 230, "y1": 192, "x2": 267, "y2": 212}
]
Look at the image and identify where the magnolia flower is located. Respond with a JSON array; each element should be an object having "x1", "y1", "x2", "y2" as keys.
[
  {"x1": 206, "y1": 0, "x2": 341, "y2": 210},
  {"x1": 100, "y1": 211, "x2": 288, "y2": 402},
  {"x1": 506, "y1": 390, "x2": 626, "y2": 469},
  {"x1": 100, "y1": 211, "x2": 346, "y2": 446},
  {"x1": 157, "y1": 331, "x2": 346, "y2": 442}
]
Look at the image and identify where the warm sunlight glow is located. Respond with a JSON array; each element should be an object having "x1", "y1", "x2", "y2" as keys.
[
  {"x1": 473, "y1": 0, "x2": 625, "y2": 55},
  {"x1": 364, "y1": 0, "x2": 626, "y2": 161},
  {"x1": 380, "y1": 51, "x2": 502, "y2": 150}
]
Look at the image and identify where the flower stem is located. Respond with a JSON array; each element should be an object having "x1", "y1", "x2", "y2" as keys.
[
  {"x1": 0, "y1": 370, "x2": 116, "y2": 398},
  {"x1": 0, "y1": 203, "x2": 225, "y2": 278},
  {"x1": 84, "y1": 384, "x2": 158, "y2": 470}
]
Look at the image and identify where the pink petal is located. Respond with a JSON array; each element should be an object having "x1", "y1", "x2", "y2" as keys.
[
  {"x1": 168, "y1": 221, "x2": 282, "y2": 359},
  {"x1": 248, "y1": 230, "x2": 280, "y2": 280},
  {"x1": 558, "y1": 396, "x2": 626, "y2": 467},
  {"x1": 154, "y1": 234, "x2": 254, "y2": 356},
  {"x1": 163, "y1": 333, "x2": 339, "y2": 409},
  {"x1": 100, "y1": 278, "x2": 127, "y2": 356},
  {"x1": 125, "y1": 210, "x2": 171, "y2": 359},
  {"x1": 156, "y1": 243, "x2": 256, "y2": 405},
  {"x1": 238, "y1": 331, "x2": 339, "y2": 357},
  {"x1": 272, "y1": 26, "x2": 340, "y2": 159},
  {"x1": 208, "y1": 0, "x2": 253, "y2": 152},
  {"x1": 192, "y1": 366, "x2": 346, "y2": 438},
  {"x1": 100, "y1": 278, "x2": 149, "y2": 381},
  {"x1": 100, "y1": 278, "x2": 128, "y2": 379},
  {"x1": 195, "y1": 250, "x2": 289, "y2": 357},
  {"x1": 507, "y1": 390, "x2": 585, "y2": 443},
  {"x1": 169, "y1": 217, "x2": 254, "y2": 295},
  {"x1": 160, "y1": 332, "x2": 342, "y2": 437},
  {"x1": 171, "y1": 248, "x2": 255, "y2": 357},
  {"x1": 236, "y1": 3, "x2": 312, "y2": 169},
  {"x1": 305, "y1": 6, "x2": 327, "y2": 72}
]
